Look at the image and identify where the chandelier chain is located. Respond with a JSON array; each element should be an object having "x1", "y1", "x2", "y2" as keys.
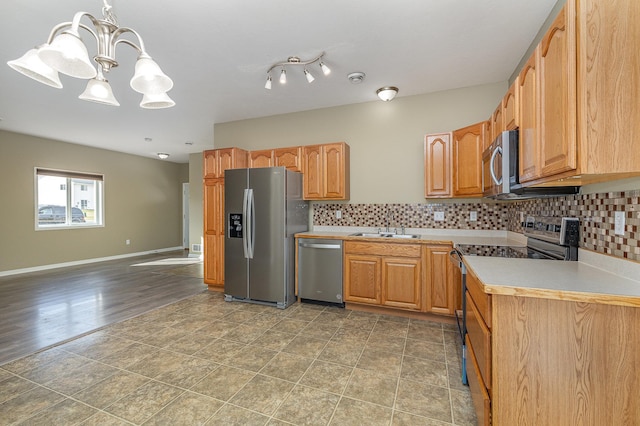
[{"x1": 102, "y1": 0, "x2": 118, "y2": 26}]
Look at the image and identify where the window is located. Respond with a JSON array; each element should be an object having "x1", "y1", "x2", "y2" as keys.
[{"x1": 36, "y1": 168, "x2": 104, "y2": 229}]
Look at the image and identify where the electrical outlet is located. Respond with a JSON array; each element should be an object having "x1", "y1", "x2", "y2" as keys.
[
  {"x1": 126, "y1": 239, "x2": 131, "y2": 245},
  {"x1": 336, "y1": 210, "x2": 342, "y2": 219},
  {"x1": 614, "y1": 211, "x2": 625, "y2": 235},
  {"x1": 434, "y1": 211, "x2": 445, "y2": 221},
  {"x1": 469, "y1": 211, "x2": 478, "y2": 221}
]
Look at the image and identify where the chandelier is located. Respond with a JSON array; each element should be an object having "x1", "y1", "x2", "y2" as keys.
[
  {"x1": 7, "y1": 0, "x2": 174, "y2": 109},
  {"x1": 265, "y1": 52, "x2": 331, "y2": 89}
]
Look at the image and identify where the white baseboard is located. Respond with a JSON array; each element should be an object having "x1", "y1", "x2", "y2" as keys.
[{"x1": 0, "y1": 247, "x2": 184, "y2": 277}]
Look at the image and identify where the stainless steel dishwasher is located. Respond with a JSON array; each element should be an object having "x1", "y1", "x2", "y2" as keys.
[{"x1": 298, "y1": 238, "x2": 344, "y2": 307}]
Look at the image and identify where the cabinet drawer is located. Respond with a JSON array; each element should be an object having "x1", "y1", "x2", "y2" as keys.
[
  {"x1": 465, "y1": 268, "x2": 492, "y2": 328},
  {"x1": 466, "y1": 293, "x2": 491, "y2": 391},
  {"x1": 466, "y1": 335, "x2": 491, "y2": 426},
  {"x1": 344, "y1": 241, "x2": 421, "y2": 257}
]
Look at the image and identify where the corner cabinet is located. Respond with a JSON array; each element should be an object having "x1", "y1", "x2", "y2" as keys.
[
  {"x1": 303, "y1": 142, "x2": 350, "y2": 200},
  {"x1": 451, "y1": 122, "x2": 485, "y2": 197},
  {"x1": 203, "y1": 148, "x2": 248, "y2": 287}
]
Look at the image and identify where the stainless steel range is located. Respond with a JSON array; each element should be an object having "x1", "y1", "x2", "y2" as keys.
[
  {"x1": 457, "y1": 216, "x2": 580, "y2": 260},
  {"x1": 449, "y1": 216, "x2": 580, "y2": 385}
]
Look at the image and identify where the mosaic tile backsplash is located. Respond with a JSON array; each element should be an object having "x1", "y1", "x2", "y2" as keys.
[{"x1": 312, "y1": 189, "x2": 640, "y2": 262}]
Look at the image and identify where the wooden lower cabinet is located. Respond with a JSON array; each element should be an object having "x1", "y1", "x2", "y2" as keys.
[
  {"x1": 343, "y1": 254, "x2": 381, "y2": 304},
  {"x1": 424, "y1": 245, "x2": 455, "y2": 315},
  {"x1": 343, "y1": 241, "x2": 455, "y2": 314},
  {"x1": 465, "y1": 269, "x2": 492, "y2": 425},
  {"x1": 381, "y1": 257, "x2": 421, "y2": 310},
  {"x1": 343, "y1": 241, "x2": 421, "y2": 311}
]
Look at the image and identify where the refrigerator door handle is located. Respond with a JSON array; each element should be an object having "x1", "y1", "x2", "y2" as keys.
[
  {"x1": 242, "y1": 189, "x2": 250, "y2": 259},
  {"x1": 247, "y1": 188, "x2": 255, "y2": 259}
]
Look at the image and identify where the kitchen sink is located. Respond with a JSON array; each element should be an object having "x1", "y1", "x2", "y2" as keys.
[{"x1": 350, "y1": 232, "x2": 420, "y2": 239}]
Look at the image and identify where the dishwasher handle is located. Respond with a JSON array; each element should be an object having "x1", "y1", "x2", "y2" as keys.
[{"x1": 299, "y1": 242, "x2": 342, "y2": 249}]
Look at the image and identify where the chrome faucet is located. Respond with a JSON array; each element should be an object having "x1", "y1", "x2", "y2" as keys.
[{"x1": 385, "y1": 211, "x2": 397, "y2": 234}]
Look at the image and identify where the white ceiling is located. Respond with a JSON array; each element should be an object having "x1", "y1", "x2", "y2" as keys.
[{"x1": 0, "y1": 0, "x2": 558, "y2": 163}]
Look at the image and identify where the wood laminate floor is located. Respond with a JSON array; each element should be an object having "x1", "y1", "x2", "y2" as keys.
[{"x1": 0, "y1": 251, "x2": 206, "y2": 364}]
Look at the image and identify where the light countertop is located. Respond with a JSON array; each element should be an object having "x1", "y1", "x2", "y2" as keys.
[{"x1": 297, "y1": 226, "x2": 640, "y2": 307}]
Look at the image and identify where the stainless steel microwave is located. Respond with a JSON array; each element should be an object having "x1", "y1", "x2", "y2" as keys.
[{"x1": 482, "y1": 130, "x2": 579, "y2": 199}]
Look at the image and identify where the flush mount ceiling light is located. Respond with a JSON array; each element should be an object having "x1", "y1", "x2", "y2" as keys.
[
  {"x1": 7, "y1": 0, "x2": 174, "y2": 108},
  {"x1": 376, "y1": 86, "x2": 399, "y2": 102},
  {"x1": 157, "y1": 153, "x2": 169, "y2": 159},
  {"x1": 265, "y1": 52, "x2": 330, "y2": 89}
]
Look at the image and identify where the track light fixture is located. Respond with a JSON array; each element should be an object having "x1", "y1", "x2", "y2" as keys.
[
  {"x1": 265, "y1": 52, "x2": 330, "y2": 89},
  {"x1": 7, "y1": 0, "x2": 175, "y2": 108}
]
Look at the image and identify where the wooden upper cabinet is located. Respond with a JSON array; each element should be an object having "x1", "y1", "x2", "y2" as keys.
[
  {"x1": 491, "y1": 104, "x2": 503, "y2": 141},
  {"x1": 203, "y1": 148, "x2": 248, "y2": 178},
  {"x1": 274, "y1": 146, "x2": 303, "y2": 172},
  {"x1": 424, "y1": 133, "x2": 452, "y2": 198},
  {"x1": 452, "y1": 122, "x2": 485, "y2": 197},
  {"x1": 483, "y1": 117, "x2": 492, "y2": 151},
  {"x1": 538, "y1": 2, "x2": 577, "y2": 178},
  {"x1": 303, "y1": 142, "x2": 350, "y2": 200},
  {"x1": 249, "y1": 149, "x2": 274, "y2": 168},
  {"x1": 503, "y1": 78, "x2": 519, "y2": 131},
  {"x1": 518, "y1": 50, "x2": 540, "y2": 183}
]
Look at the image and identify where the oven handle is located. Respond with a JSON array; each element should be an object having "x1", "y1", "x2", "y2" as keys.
[{"x1": 449, "y1": 248, "x2": 467, "y2": 274}]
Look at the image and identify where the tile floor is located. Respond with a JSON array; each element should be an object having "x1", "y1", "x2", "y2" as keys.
[{"x1": 0, "y1": 291, "x2": 476, "y2": 425}]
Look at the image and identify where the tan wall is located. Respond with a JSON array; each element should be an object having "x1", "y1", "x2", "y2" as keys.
[
  {"x1": 212, "y1": 82, "x2": 507, "y2": 204},
  {"x1": 188, "y1": 152, "x2": 204, "y2": 254},
  {"x1": 0, "y1": 130, "x2": 188, "y2": 272}
]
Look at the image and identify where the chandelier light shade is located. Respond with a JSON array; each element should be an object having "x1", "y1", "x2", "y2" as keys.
[
  {"x1": 78, "y1": 69, "x2": 119, "y2": 106},
  {"x1": 157, "y1": 153, "x2": 170, "y2": 160},
  {"x1": 7, "y1": 47, "x2": 63, "y2": 88},
  {"x1": 140, "y1": 92, "x2": 176, "y2": 109},
  {"x1": 6, "y1": 0, "x2": 174, "y2": 108},
  {"x1": 376, "y1": 86, "x2": 399, "y2": 102},
  {"x1": 265, "y1": 52, "x2": 330, "y2": 89}
]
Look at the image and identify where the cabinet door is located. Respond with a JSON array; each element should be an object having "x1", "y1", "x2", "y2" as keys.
[
  {"x1": 539, "y1": 3, "x2": 577, "y2": 177},
  {"x1": 204, "y1": 179, "x2": 225, "y2": 286},
  {"x1": 491, "y1": 104, "x2": 503, "y2": 141},
  {"x1": 203, "y1": 150, "x2": 218, "y2": 178},
  {"x1": 425, "y1": 245, "x2": 454, "y2": 315},
  {"x1": 323, "y1": 143, "x2": 349, "y2": 199},
  {"x1": 249, "y1": 149, "x2": 274, "y2": 168},
  {"x1": 381, "y1": 257, "x2": 421, "y2": 310},
  {"x1": 503, "y1": 79, "x2": 519, "y2": 130},
  {"x1": 452, "y1": 122, "x2": 485, "y2": 197},
  {"x1": 303, "y1": 145, "x2": 323, "y2": 199},
  {"x1": 483, "y1": 118, "x2": 493, "y2": 151},
  {"x1": 424, "y1": 133, "x2": 452, "y2": 198},
  {"x1": 344, "y1": 254, "x2": 381, "y2": 304},
  {"x1": 518, "y1": 51, "x2": 540, "y2": 182},
  {"x1": 274, "y1": 147, "x2": 303, "y2": 172},
  {"x1": 218, "y1": 148, "x2": 248, "y2": 177}
]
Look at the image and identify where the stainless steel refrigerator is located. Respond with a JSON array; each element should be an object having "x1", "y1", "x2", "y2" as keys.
[{"x1": 224, "y1": 167, "x2": 308, "y2": 309}]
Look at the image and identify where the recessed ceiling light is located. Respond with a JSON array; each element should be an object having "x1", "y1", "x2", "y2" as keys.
[
  {"x1": 157, "y1": 153, "x2": 169, "y2": 159},
  {"x1": 185, "y1": 141, "x2": 194, "y2": 145}
]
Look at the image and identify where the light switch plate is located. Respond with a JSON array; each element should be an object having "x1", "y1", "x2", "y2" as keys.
[
  {"x1": 434, "y1": 211, "x2": 445, "y2": 221},
  {"x1": 614, "y1": 211, "x2": 625, "y2": 235},
  {"x1": 470, "y1": 211, "x2": 477, "y2": 221}
]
